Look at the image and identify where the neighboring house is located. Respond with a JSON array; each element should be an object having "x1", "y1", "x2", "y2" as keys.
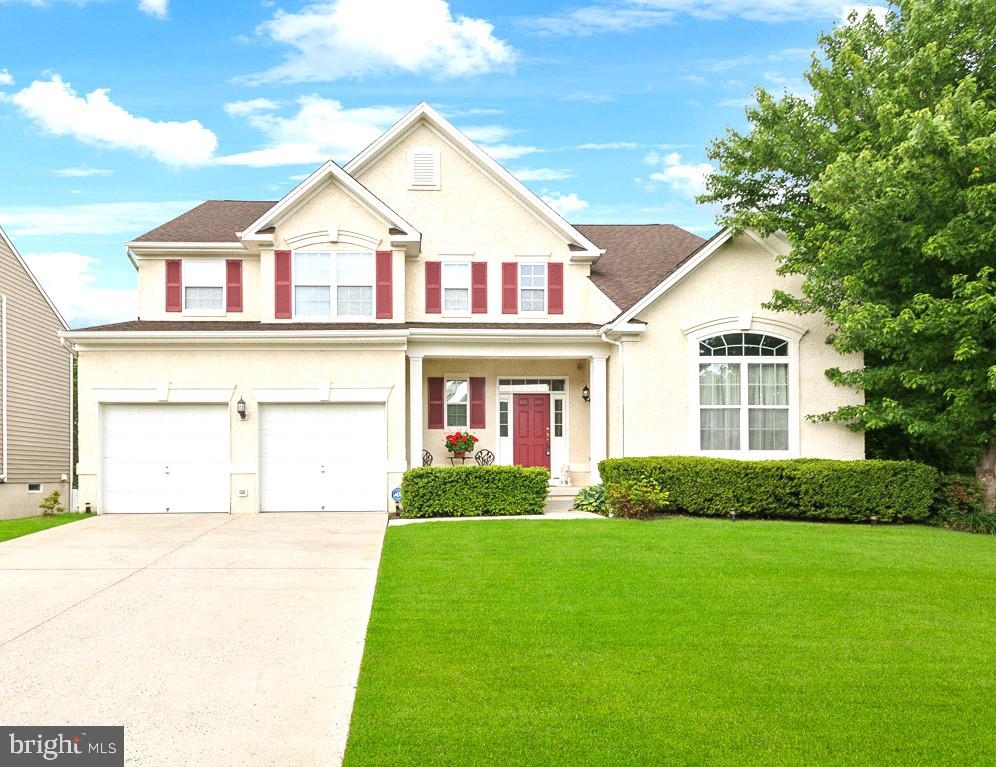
[
  {"x1": 0, "y1": 225, "x2": 72, "y2": 519},
  {"x1": 62, "y1": 103, "x2": 862, "y2": 515}
]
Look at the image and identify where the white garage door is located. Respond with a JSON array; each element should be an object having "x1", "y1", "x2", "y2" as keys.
[
  {"x1": 260, "y1": 403, "x2": 386, "y2": 512},
  {"x1": 102, "y1": 404, "x2": 230, "y2": 514}
]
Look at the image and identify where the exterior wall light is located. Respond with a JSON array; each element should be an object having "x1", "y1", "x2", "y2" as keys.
[
  {"x1": 582, "y1": 385, "x2": 590, "y2": 403},
  {"x1": 237, "y1": 397, "x2": 248, "y2": 421}
]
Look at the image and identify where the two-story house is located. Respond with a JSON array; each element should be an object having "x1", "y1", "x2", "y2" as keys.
[
  {"x1": 63, "y1": 103, "x2": 862, "y2": 514},
  {"x1": 0, "y1": 225, "x2": 72, "y2": 518}
]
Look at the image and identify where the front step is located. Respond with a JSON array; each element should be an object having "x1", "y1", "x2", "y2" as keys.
[{"x1": 544, "y1": 485, "x2": 583, "y2": 513}]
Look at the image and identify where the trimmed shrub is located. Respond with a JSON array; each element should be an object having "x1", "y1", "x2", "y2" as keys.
[
  {"x1": 573, "y1": 484, "x2": 607, "y2": 515},
  {"x1": 599, "y1": 456, "x2": 937, "y2": 523},
  {"x1": 606, "y1": 478, "x2": 670, "y2": 519},
  {"x1": 932, "y1": 475, "x2": 996, "y2": 534},
  {"x1": 38, "y1": 490, "x2": 65, "y2": 517},
  {"x1": 400, "y1": 465, "x2": 550, "y2": 518}
]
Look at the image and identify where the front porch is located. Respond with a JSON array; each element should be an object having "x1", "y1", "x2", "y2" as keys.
[{"x1": 407, "y1": 345, "x2": 609, "y2": 486}]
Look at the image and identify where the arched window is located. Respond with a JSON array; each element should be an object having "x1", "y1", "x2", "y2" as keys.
[{"x1": 697, "y1": 331, "x2": 791, "y2": 452}]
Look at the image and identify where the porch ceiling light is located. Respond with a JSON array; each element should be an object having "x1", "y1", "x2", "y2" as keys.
[
  {"x1": 237, "y1": 397, "x2": 248, "y2": 421},
  {"x1": 582, "y1": 385, "x2": 590, "y2": 403}
]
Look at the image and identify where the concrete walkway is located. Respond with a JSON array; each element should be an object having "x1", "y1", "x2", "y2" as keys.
[{"x1": 0, "y1": 512, "x2": 387, "y2": 767}]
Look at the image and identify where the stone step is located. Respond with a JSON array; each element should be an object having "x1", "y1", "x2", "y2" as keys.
[
  {"x1": 547, "y1": 485, "x2": 583, "y2": 497},
  {"x1": 543, "y1": 497, "x2": 578, "y2": 513}
]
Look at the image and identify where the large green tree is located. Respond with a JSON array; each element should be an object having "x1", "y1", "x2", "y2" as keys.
[{"x1": 700, "y1": 0, "x2": 996, "y2": 505}]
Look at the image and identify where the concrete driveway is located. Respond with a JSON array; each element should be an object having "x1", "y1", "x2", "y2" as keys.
[{"x1": 0, "y1": 512, "x2": 387, "y2": 766}]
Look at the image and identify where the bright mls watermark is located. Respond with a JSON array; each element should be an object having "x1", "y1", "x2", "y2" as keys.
[{"x1": 0, "y1": 727, "x2": 122, "y2": 766}]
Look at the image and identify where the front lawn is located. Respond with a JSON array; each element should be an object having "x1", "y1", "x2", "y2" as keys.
[
  {"x1": 0, "y1": 514, "x2": 89, "y2": 543},
  {"x1": 345, "y1": 518, "x2": 996, "y2": 766}
]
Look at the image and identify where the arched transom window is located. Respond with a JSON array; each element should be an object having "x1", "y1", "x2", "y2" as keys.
[{"x1": 698, "y1": 332, "x2": 790, "y2": 452}]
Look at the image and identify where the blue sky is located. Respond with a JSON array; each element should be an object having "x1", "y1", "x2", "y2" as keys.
[{"x1": 0, "y1": 0, "x2": 882, "y2": 327}]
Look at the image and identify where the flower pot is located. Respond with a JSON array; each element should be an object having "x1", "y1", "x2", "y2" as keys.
[{"x1": 451, "y1": 451, "x2": 466, "y2": 459}]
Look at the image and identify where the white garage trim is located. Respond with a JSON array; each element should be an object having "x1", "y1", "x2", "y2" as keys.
[
  {"x1": 93, "y1": 384, "x2": 235, "y2": 404},
  {"x1": 253, "y1": 384, "x2": 393, "y2": 403}
]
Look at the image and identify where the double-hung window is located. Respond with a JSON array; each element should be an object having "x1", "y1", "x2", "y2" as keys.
[
  {"x1": 445, "y1": 379, "x2": 469, "y2": 428},
  {"x1": 183, "y1": 260, "x2": 225, "y2": 314},
  {"x1": 293, "y1": 251, "x2": 374, "y2": 319},
  {"x1": 697, "y1": 332, "x2": 790, "y2": 452},
  {"x1": 519, "y1": 263, "x2": 547, "y2": 314},
  {"x1": 442, "y1": 262, "x2": 471, "y2": 315}
]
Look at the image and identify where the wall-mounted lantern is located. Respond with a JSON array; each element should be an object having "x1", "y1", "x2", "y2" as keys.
[
  {"x1": 581, "y1": 385, "x2": 590, "y2": 403},
  {"x1": 237, "y1": 397, "x2": 248, "y2": 421}
]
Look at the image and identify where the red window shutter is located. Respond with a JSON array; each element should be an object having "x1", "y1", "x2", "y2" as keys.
[
  {"x1": 548, "y1": 262, "x2": 564, "y2": 315},
  {"x1": 428, "y1": 377, "x2": 444, "y2": 429},
  {"x1": 274, "y1": 250, "x2": 292, "y2": 319},
  {"x1": 501, "y1": 262, "x2": 517, "y2": 314},
  {"x1": 471, "y1": 262, "x2": 487, "y2": 314},
  {"x1": 469, "y1": 377, "x2": 486, "y2": 429},
  {"x1": 376, "y1": 250, "x2": 393, "y2": 319},
  {"x1": 165, "y1": 259, "x2": 182, "y2": 313},
  {"x1": 226, "y1": 259, "x2": 243, "y2": 313},
  {"x1": 425, "y1": 261, "x2": 441, "y2": 314}
]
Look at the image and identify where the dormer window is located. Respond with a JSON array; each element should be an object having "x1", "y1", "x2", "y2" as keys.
[{"x1": 408, "y1": 148, "x2": 440, "y2": 190}]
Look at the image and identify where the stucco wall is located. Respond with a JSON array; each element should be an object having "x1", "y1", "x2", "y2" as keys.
[
  {"x1": 76, "y1": 346, "x2": 406, "y2": 513},
  {"x1": 354, "y1": 122, "x2": 617, "y2": 325},
  {"x1": 420, "y1": 357, "x2": 593, "y2": 485},
  {"x1": 616, "y1": 234, "x2": 864, "y2": 460}
]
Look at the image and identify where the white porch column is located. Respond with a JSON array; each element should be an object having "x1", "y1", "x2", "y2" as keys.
[
  {"x1": 408, "y1": 354, "x2": 423, "y2": 470},
  {"x1": 589, "y1": 354, "x2": 608, "y2": 483}
]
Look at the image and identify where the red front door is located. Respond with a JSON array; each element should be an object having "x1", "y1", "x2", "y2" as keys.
[{"x1": 513, "y1": 394, "x2": 551, "y2": 469}]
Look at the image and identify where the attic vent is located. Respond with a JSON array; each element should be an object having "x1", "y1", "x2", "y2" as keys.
[{"x1": 408, "y1": 148, "x2": 440, "y2": 189}]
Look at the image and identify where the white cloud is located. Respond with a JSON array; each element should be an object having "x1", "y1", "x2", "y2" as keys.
[
  {"x1": 512, "y1": 167, "x2": 574, "y2": 181},
  {"x1": 138, "y1": 0, "x2": 168, "y2": 19},
  {"x1": 459, "y1": 124, "x2": 514, "y2": 143},
  {"x1": 575, "y1": 141, "x2": 639, "y2": 150},
  {"x1": 840, "y1": 4, "x2": 889, "y2": 25},
  {"x1": 11, "y1": 75, "x2": 217, "y2": 166},
  {"x1": 24, "y1": 251, "x2": 137, "y2": 328},
  {"x1": 647, "y1": 152, "x2": 714, "y2": 197},
  {"x1": 526, "y1": 0, "x2": 851, "y2": 35},
  {"x1": 244, "y1": 0, "x2": 516, "y2": 84},
  {"x1": 541, "y1": 192, "x2": 589, "y2": 216},
  {"x1": 480, "y1": 144, "x2": 542, "y2": 161},
  {"x1": 215, "y1": 96, "x2": 404, "y2": 166},
  {"x1": 51, "y1": 166, "x2": 114, "y2": 178},
  {"x1": 0, "y1": 200, "x2": 200, "y2": 237},
  {"x1": 560, "y1": 92, "x2": 615, "y2": 103},
  {"x1": 223, "y1": 98, "x2": 281, "y2": 117},
  {"x1": 0, "y1": 69, "x2": 13, "y2": 87}
]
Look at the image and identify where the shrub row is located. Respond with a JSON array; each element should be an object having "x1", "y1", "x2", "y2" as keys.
[
  {"x1": 598, "y1": 456, "x2": 938, "y2": 523},
  {"x1": 400, "y1": 465, "x2": 550, "y2": 518}
]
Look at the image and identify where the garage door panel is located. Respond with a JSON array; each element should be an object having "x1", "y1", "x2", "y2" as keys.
[{"x1": 102, "y1": 404, "x2": 229, "y2": 514}]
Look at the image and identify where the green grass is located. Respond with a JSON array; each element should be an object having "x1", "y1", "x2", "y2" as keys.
[
  {"x1": 344, "y1": 518, "x2": 996, "y2": 767},
  {"x1": 0, "y1": 514, "x2": 89, "y2": 543}
]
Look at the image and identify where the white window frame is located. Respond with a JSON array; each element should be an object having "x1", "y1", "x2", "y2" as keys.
[
  {"x1": 517, "y1": 261, "x2": 548, "y2": 317},
  {"x1": 291, "y1": 250, "x2": 375, "y2": 320},
  {"x1": 441, "y1": 260, "x2": 472, "y2": 317},
  {"x1": 443, "y1": 376, "x2": 470, "y2": 430},
  {"x1": 685, "y1": 318, "x2": 803, "y2": 459},
  {"x1": 182, "y1": 259, "x2": 226, "y2": 317},
  {"x1": 408, "y1": 147, "x2": 440, "y2": 190},
  {"x1": 27, "y1": 482, "x2": 43, "y2": 493}
]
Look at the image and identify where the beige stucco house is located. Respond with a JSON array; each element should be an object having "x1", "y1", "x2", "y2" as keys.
[
  {"x1": 63, "y1": 103, "x2": 862, "y2": 515},
  {"x1": 0, "y1": 225, "x2": 72, "y2": 519}
]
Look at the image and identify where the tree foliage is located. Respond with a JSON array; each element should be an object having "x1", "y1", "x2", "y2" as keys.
[{"x1": 700, "y1": 0, "x2": 996, "y2": 486}]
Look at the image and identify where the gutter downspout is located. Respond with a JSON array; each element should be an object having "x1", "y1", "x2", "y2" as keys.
[
  {"x1": 600, "y1": 329, "x2": 624, "y2": 459},
  {"x1": 1, "y1": 295, "x2": 8, "y2": 482}
]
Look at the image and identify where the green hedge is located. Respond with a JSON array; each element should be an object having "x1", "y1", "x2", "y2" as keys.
[
  {"x1": 400, "y1": 466, "x2": 550, "y2": 518},
  {"x1": 598, "y1": 456, "x2": 938, "y2": 523}
]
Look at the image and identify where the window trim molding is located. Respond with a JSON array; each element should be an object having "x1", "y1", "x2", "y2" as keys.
[
  {"x1": 181, "y1": 258, "x2": 227, "y2": 317},
  {"x1": 443, "y1": 375, "x2": 470, "y2": 430},
  {"x1": 291, "y1": 249, "x2": 375, "y2": 320},
  {"x1": 517, "y1": 260, "x2": 548, "y2": 318},
  {"x1": 440, "y1": 260, "x2": 472, "y2": 318},
  {"x1": 685, "y1": 317, "x2": 802, "y2": 459}
]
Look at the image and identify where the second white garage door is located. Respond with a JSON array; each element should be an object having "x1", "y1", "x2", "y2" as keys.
[{"x1": 259, "y1": 403, "x2": 387, "y2": 512}]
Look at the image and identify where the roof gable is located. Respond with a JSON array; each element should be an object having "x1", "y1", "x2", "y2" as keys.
[{"x1": 345, "y1": 103, "x2": 602, "y2": 261}]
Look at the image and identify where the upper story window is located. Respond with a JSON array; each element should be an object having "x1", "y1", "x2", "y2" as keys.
[
  {"x1": 697, "y1": 332, "x2": 791, "y2": 453},
  {"x1": 183, "y1": 260, "x2": 225, "y2": 314},
  {"x1": 519, "y1": 263, "x2": 547, "y2": 314},
  {"x1": 442, "y1": 262, "x2": 471, "y2": 315},
  {"x1": 408, "y1": 148, "x2": 440, "y2": 190},
  {"x1": 293, "y1": 251, "x2": 374, "y2": 319}
]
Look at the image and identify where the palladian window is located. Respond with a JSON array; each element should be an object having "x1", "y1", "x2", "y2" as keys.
[{"x1": 698, "y1": 332, "x2": 790, "y2": 452}]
